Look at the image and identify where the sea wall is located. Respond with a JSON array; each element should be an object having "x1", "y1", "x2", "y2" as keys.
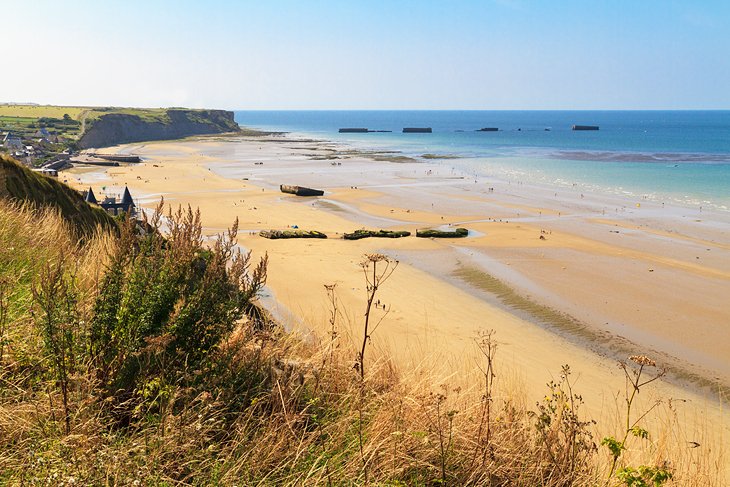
[{"x1": 78, "y1": 109, "x2": 240, "y2": 148}]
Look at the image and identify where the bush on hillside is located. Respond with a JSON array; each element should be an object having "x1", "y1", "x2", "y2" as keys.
[
  {"x1": 0, "y1": 154, "x2": 116, "y2": 237},
  {"x1": 89, "y1": 201, "x2": 267, "y2": 422}
]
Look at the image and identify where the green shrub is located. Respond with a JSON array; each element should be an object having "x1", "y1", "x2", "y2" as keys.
[
  {"x1": 32, "y1": 254, "x2": 82, "y2": 434},
  {"x1": 89, "y1": 202, "x2": 267, "y2": 421}
]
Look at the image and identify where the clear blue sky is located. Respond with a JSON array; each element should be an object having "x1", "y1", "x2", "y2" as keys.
[{"x1": 3, "y1": 0, "x2": 730, "y2": 109}]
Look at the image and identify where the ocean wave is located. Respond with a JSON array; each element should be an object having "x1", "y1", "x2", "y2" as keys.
[{"x1": 547, "y1": 150, "x2": 730, "y2": 164}]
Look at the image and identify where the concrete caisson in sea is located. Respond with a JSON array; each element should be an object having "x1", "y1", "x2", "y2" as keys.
[
  {"x1": 403, "y1": 127, "x2": 432, "y2": 133},
  {"x1": 338, "y1": 128, "x2": 393, "y2": 133},
  {"x1": 572, "y1": 125, "x2": 599, "y2": 131}
]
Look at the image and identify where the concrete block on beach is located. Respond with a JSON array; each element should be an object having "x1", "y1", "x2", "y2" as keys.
[
  {"x1": 343, "y1": 229, "x2": 411, "y2": 240},
  {"x1": 416, "y1": 227, "x2": 468, "y2": 238},
  {"x1": 280, "y1": 184, "x2": 325, "y2": 196},
  {"x1": 259, "y1": 229, "x2": 328, "y2": 239}
]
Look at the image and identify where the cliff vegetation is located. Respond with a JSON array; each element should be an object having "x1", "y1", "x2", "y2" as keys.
[
  {"x1": 0, "y1": 154, "x2": 115, "y2": 235},
  {"x1": 0, "y1": 104, "x2": 240, "y2": 162},
  {"x1": 0, "y1": 169, "x2": 722, "y2": 485},
  {"x1": 78, "y1": 108, "x2": 240, "y2": 148}
]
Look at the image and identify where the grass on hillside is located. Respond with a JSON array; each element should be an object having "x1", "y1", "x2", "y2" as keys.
[
  {"x1": 0, "y1": 200, "x2": 724, "y2": 485},
  {"x1": 83, "y1": 107, "x2": 171, "y2": 124},
  {"x1": 1, "y1": 106, "x2": 238, "y2": 151},
  {"x1": 0, "y1": 105, "x2": 223, "y2": 124},
  {"x1": 0, "y1": 115, "x2": 82, "y2": 138},
  {"x1": 0, "y1": 105, "x2": 171, "y2": 128},
  {"x1": 0, "y1": 154, "x2": 116, "y2": 236},
  {"x1": 0, "y1": 105, "x2": 87, "y2": 121},
  {"x1": 0, "y1": 115, "x2": 37, "y2": 127}
]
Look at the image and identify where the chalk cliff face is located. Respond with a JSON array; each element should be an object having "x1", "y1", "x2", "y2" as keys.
[{"x1": 78, "y1": 109, "x2": 240, "y2": 148}]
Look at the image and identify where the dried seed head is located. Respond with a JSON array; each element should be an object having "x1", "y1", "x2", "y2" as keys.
[
  {"x1": 360, "y1": 253, "x2": 389, "y2": 268},
  {"x1": 366, "y1": 253, "x2": 388, "y2": 262},
  {"x1": 629, "y1": 355, "x2": 656, "y2": 367}
]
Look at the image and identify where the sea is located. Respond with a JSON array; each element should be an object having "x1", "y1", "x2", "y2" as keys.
[{"x1": 233, "y1": 111, "x2": 730, "y2": 211}]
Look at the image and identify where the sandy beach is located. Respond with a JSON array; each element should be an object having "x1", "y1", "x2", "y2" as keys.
[{"x1": 65, "y1": 133, "x2": 730, "y2": 451}]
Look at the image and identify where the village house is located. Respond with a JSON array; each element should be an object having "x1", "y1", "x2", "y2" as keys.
[
  {"x1": 83, "y1": 186, "x2": 136, "y2": 216},
  {"x1": 2, "y1": 132, "x2": 23, "y2": 151}
]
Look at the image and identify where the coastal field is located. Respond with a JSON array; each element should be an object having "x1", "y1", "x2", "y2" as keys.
[
  {"x1": 65, "y1": 132, "x2": 730, "y2": 479},
  {"x1": 0, "y1": 104, "x2": 169, "y2": 122},
  {"x1": 0, "y1": 104, "x2": 88, "y2": 120},
  {"x1": 0, "y1": 104, "x2": 174, "y2": 140},
  {"x1": 0, "y1": 105, "x2": 171, "y2": 146}
]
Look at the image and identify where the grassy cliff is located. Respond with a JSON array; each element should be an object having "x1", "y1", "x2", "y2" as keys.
[
  {"x1": 0, "y1": 154, "x2": 115, "y2": 235},
  {"x1": 78, "y1": 108, "x2": 240, "y2": 148},
  {"x1": 0, "y1": 104, "x2": 240, "y2": 154}
]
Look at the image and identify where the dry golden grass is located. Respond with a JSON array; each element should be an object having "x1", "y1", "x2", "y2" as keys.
[{"x1": 0, "y1": 200, "x2": 726, "y2": 486}]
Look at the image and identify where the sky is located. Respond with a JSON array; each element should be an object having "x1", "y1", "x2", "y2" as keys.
[{"x1": 3, "y1": 0, "x2": 730, "y2": 110}]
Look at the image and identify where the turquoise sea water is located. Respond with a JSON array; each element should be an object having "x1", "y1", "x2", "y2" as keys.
[{"x1": 233, "y1": 111, "x2": 730, "y2": 211}]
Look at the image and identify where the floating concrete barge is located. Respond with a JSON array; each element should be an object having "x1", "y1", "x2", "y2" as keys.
[
  {"x1": 338, "y1": 128, "x2": 393, "y2": 133},
  {"x1": 403, "y1": 127, "x2": 432, "y2": 133},
  {"x1": 280, "y1": 184, "x2": 325, "y2": 197},
  {"x1": 571, "y1": 125, "x2": 599, "y2": 131},
  {"x1": 477, "y1": 127, "x2": 499, "y2": 132}
]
